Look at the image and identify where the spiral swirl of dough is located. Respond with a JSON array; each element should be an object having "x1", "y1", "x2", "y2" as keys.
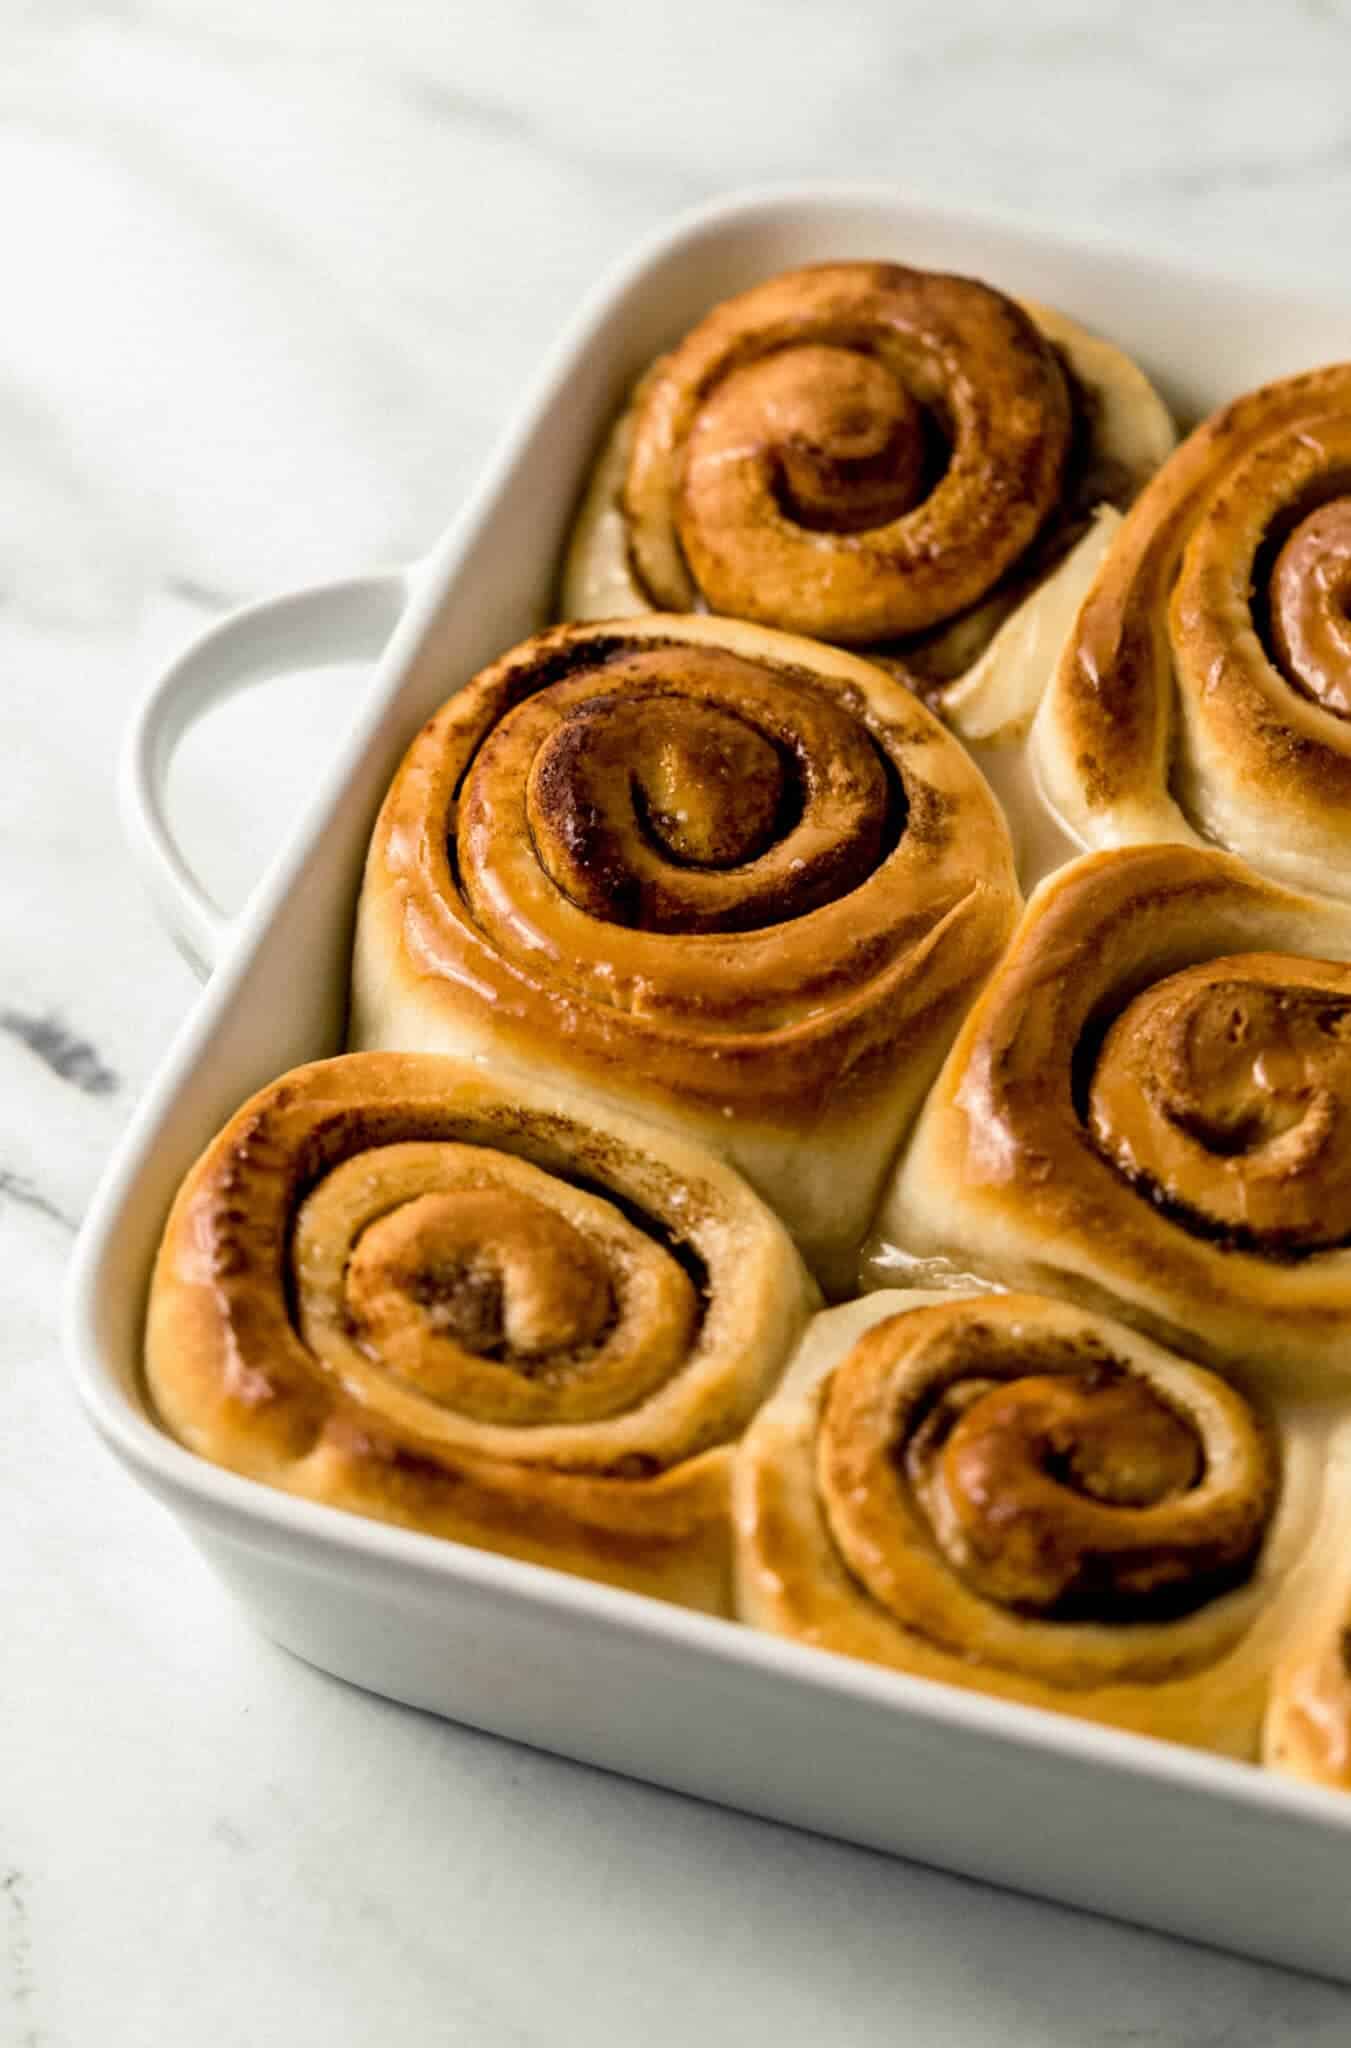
[
  {"x1": 352, "y1": 615, "x2": 1019, "y2": 1289},
  {"x1": 734, "y1": 1291, "x2": 1335, "y2": 1756},
  {"x1": 1087, "y1": 956, "x2": 1351, "y2": 1256},
  {"x1": 145, "y1": 1053, "x2": 816, "y2": 1612},
  {"x1": 561, "y1": 265, "x2": 1174, "y2": 736},
  {"x1": 819, "y1": 1300, "x2": 1271, "y2": 1656},
  {"x1": 620, "y1": 262, "x2": 1072, "y2": 645},
  {"x1": 1034, "y1": 364, "x2": 1351, "y2": 900},
  {"x1": 872, "y1": 845, "x2": 1351, "y2": 1393}
]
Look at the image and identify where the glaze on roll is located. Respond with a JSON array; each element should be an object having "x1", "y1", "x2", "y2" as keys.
[
  {"x1": 560, "y1": 262, "x2": 1173, "y2": 725},
  {"x1": 1033, "y1": 363, "x2": 1351, "y2": 901},
  {"x1": 735, "y1": 1291, "x2": 1336, "y2": 1756},
  {"x1": 871, "y1": 845, "x2": 1351, "y2": 1392},
  {"x1": 350, "y1": 614, "x2": 1020, "y2": 1290},
  {"x1": 145, "y1": 1053, "x2": 817, "y2": 1613},
  {"x1": 1087, "y1": 957, "x2": 1351, "y2": 1257}
]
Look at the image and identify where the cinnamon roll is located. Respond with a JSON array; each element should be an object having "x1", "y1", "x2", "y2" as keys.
[
  {"x1": 145, "y1": 1052, "x2": 817, "y2": 1614},
  {"x1": 735, "y1": 1291, "x2": 1336, "y2": 1757},
  {"x1": 1033, "y1": 363, "x2": 1351, "y2": 901},
  {"x1": 351, "y1": 614, "x2": 1020, "y2": 1291},
  {"x1": 872, "y1": 845, "x2": 1351, "y2": 1392},
  {"x1": 560, "y1": 263, "x2": 1173, "y2": 723}
]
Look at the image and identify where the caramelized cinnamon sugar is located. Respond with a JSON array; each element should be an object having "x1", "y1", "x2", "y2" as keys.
[
  {"x1": 823, "y1": 1309, "x2": 1271, "y2": 1630},
  {"x1": 1087, "y1": 957, "x2": 1351, "y2": 1256},
  {"x1": 1269, "y1": 498, "x2": 1351, "y2": 719},
  {"x1": 485, "y1": 646, "x2": 895, "y2": 934}
]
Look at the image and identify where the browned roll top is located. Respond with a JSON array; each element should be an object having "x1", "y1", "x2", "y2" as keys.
[
  {"x1": 352, "y1": 616, "x2": 1019, "y2": 1290},
  {"x1": 154, "y1": 1060, "x2": 747, "y2": 1470},
  {"x1": 819, "y1": 1306, "x2": 1272, "y2": 1632},
  {"x1": 145, "y1": 1052, "x2": 818, "y2": 1613},
  {"x1": 317, "y1": 1155, "x2": 698, "y2": 1430},
  {"x1": 876, "y1": 845, "x2": 1351, "y2": 1390},
  {"x1": 1088, "y1": 955, "x2": 1351, "y2": 1256},
  {"x1": 1037, "y1": 363, "x2": 1351, "y2": 898},
  {"x1": 1059, "y1": 366, "x2": 1351, "y2": 793},
  {"x1": 623, "y1": 262, "x2": 1073, "y2": 644}
]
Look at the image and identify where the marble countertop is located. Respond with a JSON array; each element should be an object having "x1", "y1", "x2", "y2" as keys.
[{"x1": 12, "y1": 2, "x2": 1351, "y2": 2041}]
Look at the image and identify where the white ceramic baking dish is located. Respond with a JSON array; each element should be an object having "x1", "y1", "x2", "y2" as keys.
[{"x1": 66, "y1": 186, "x2": 1351, "y2": 1980}]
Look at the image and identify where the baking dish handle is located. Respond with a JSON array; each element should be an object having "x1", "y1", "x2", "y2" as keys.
[{"x1": 121, "y1": 569, "x2": 414, "y2": 977}]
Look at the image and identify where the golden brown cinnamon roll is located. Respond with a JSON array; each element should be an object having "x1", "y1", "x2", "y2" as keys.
[
  {"x1": 872, "y1": 845, "x2": 1351, "y2": 1392},
  {"x1": 1033, "y1": 364, "x2": 1351, "y2": 901},
  {"x1": 145, "y1": 1053, "x2": 817, "y2": 1614},
  {"x1": 560, "y1": 263, "x2": 1173, "y2": 721},
  {"x1": 351, "y1": 615, "x2": 1020, "y2": 1290},
  {"x1": 736, "y1": 1291, "x2": 1335, "y2": 1757}
]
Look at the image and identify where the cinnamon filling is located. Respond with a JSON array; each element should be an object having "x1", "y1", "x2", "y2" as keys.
[
  {"x1": 348, "y1": 1190, "x2": 616, "y2": 1383},
  {"x1": 1268, "y1": 496, "x2": 1351, "y2": 720},
  {"x1": 727, "y1": 343, "x2": 934, "y2": 534},
  {"x1": 815, "y1": 1308, "x2": 1274, "y2": 1633},
  {"x1": 461, "y1": 644, "x2": 900, "y2": 937},
  {"x1": 294, "y1": 1140, "x2": 699, "y2": 1431},
  {"x1": 1086, "y1": 956, "x2": 1351, "y2": 1254},
  {"x1": 902, "y1": 1368, "x2": 1236, "y2": 1618}
]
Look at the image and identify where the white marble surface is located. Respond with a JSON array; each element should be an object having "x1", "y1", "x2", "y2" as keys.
[{"x1": 11, "y1": 2, "x2": 1351, "y2": 2041}]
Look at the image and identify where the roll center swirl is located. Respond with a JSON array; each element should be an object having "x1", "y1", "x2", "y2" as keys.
[
  {"x1": 815, "y1": 1309, "x2": 1274, "y2": 1630},
  {"x1": 1087, "y1": 956, "x2": 1351, "y2": 1253},
  {"x1": 621, "y1": 262, "x2": 1073, "y2": 643},
  {"x1": 722, "y1": 343, "x2": 931, "y2": 534},
  {"x1": 295, "y1": 1141, "x2": 699, "y2": 1430},
  {"x1": 348, "y1": 1190, "x2": 614, "y2": 1379},
  {"x1": 905, "y1": 1369, "x2": 1211, "y2": 1614},
  {"x1": 532, "y1": 695, "x2": 787, "y2": 886},
  {"x1": 471, "y1": 645, "x2": 894, "y2": 935},
  {"x1": 1269, "y1": 497, "x2": 1351, "y2": 720}
]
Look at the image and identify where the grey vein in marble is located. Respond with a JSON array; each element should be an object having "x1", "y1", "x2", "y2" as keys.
[{"x1": 0, "y1": 1011, "x2": 118, "y2": 1096}]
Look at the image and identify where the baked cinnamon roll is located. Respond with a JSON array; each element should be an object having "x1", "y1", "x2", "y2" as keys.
[
  {"x1": 145, "y1": 1053, "x2": 816, "y2": 1614},
  {"x1": 560, "y1": 262, "x2": 1173, "y2": 727},
  {"x1": 736, "y1": 1291, "x2": 1336, "y2": 1757},
  {"x1": 1033, "y1": 364, "x2": 1351, "y2": 901},
  {"x1": 872, "y1": 845, "x2": 1351, "y2": 1392},
  {"x1": 351, "y1": 614, "x2": 1020, "y2": 1291}
]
